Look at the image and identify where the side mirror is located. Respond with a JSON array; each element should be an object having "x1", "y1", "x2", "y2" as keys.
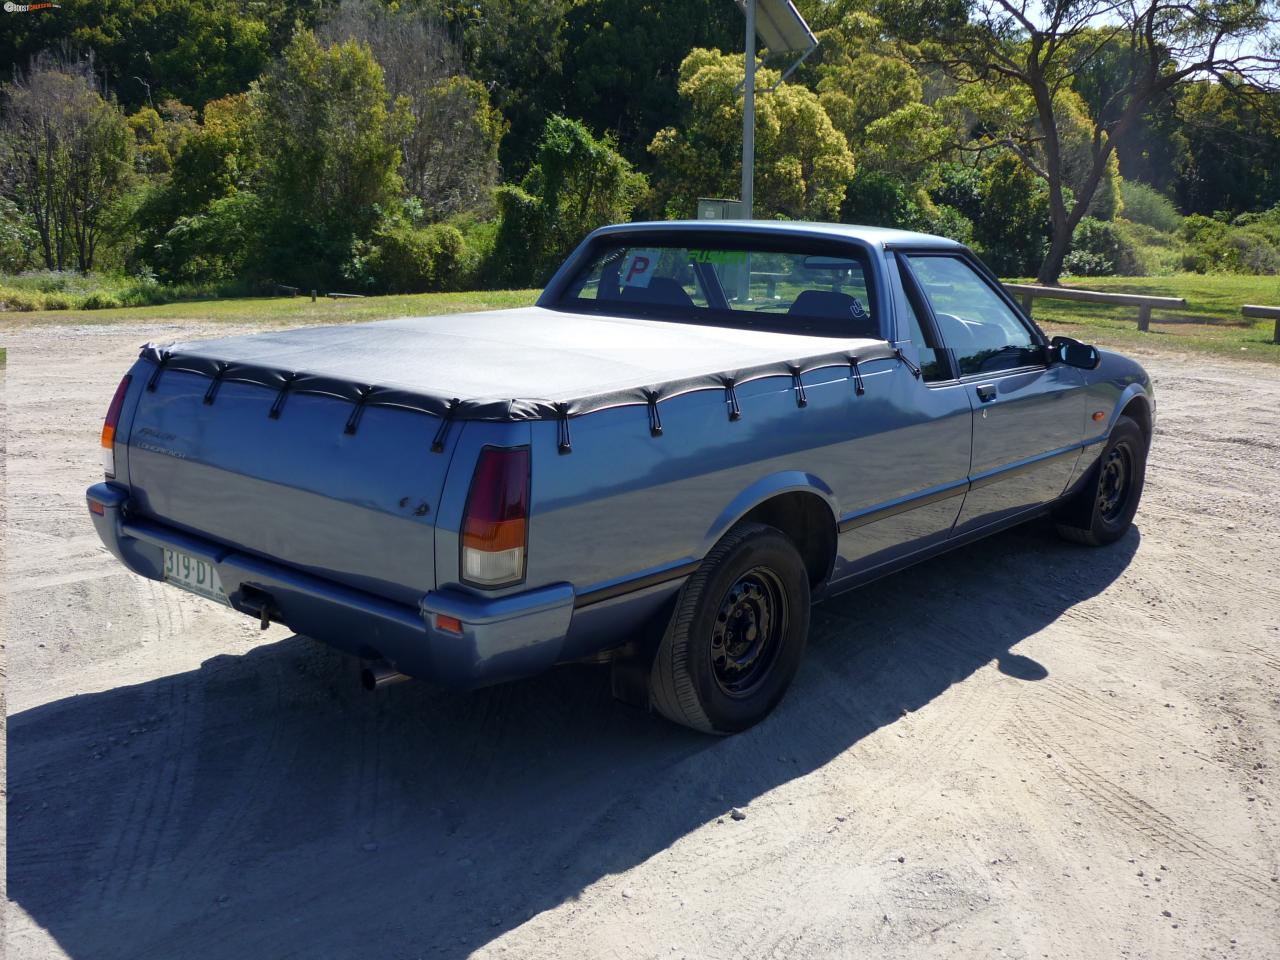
[{"x1": 1051, "y1": 336, "x2": 1100, "y2": 370}]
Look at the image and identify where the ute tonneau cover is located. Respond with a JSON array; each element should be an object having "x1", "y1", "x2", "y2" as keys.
[{"x1": 140, "y1": 306, "x2": 905, "y2": 423}]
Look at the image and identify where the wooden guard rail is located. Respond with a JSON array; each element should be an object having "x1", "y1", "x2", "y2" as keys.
[
  {"x1": 1004, "y1": 283, "x2": 1187, "y2": 332},
  {"x1": 1242, "y1": 304, "x2": 1280, "y2": 344}
]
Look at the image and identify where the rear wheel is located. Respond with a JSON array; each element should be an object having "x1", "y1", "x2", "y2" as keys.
[
  {"x1": 1056, "y1": 414, "x2": 1147, "y2": 546},
  {"x1": 650, "y1": 522, "x2": 810, "y2": 734}
]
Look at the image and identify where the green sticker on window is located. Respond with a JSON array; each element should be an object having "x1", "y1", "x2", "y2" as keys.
[{"x1": 688, "y1": 249, "x2": 747, "y2": 265}]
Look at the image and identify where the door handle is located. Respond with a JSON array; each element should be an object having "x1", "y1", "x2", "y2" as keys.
[{"x1": 975, "y1": 384, "x2": 997, "y2": 402}]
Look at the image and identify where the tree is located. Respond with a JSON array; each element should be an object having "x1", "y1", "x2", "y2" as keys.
[
  {"x1": 433, "y1": 0, "x2": 574, "y2": 176},
  {"x1": 492, "y1": 114, "x2": 646, "y2": 286},
  {"x1": 558, "y1": 0, "x2": 740, "y2": 165},
  {"x1": 0, "y1": 0, "x2": 280, "y2": 111},
  {"x1": 898, "y1": 0, "x2": 1280, "y2": 282},
  {"x1": 649, "y1": 48, "x2": 855, "y2": 220},
  {"x1": 134, "y1": 94, "x2": 262, "y2": 282},
  {"x1": 0, "y1": 56, "x2": 134, "y2": 272},
  {"x1": 252, "y1": 30, "x2": 410, "y2": 285},
  {"x1": 128, "y1": 99, "x2": 198, "y2": 176},
  {"x1": 318, "y1": 0, "x2": 505, "y2": 220},
  {"x1": 1175, "y1": 80, "x2": 1280, "y2": 215}
]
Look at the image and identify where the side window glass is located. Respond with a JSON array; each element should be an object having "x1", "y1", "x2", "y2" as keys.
[
  {"x1": 905, "y1": 256, "x2": 1041, "y2": 376},
  {"x1": 893, "y1": 272, "x2": 948, "y2": 382}
]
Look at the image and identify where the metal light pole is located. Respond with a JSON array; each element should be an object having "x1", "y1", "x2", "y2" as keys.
[{"x1": 741, "y1": 0, "x2": 756, "y2": 221}]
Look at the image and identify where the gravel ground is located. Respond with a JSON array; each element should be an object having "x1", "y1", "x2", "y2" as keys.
[{"x1": 3, "y1": 323, "x2": 1278, "y2": 960}]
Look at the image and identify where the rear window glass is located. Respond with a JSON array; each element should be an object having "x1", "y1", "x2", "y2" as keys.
[{"x1": 554, "y1": 239, "x2": 881, "y2": 339}]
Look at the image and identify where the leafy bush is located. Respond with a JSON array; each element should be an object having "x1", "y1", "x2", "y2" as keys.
[
  {"x1": 151, "y1": 192, "x2": 264, "y2": 284},
  {"x1": 1112, "y1": 219, "x2": 1181, "y2": 275},
  {"x1": 366, "y1": 223, "x2": 466, "y2": 293},
  {"x1": 840, "y1": 171, "x2": 919, "y2": 228},
  {"x1": 80, "y1": 292, "x2": 123, "y2": 310},
  {"x1": 492, "y1": 115, "x2": 646, "y2": 288},
  {"x1": 841, "y1": 171, "x2": 975, "y2": 244},
  {"x1": 0, "y1": 268, "x2": 227, "y2": 310},
  {"x1": 1178, "y1": 208, "x2": 1280, "y2": 275},
  {"x1": 975, "y1": 156, "x2": 1052, "y2": 276},
  {"x1": 1064, "y1": 217, "x2": 1141, "y2": 276},
  {"x1": 921, "y1": 203, "x2": 974, "y2": 245},
  {"x1": 447, "y1": 215, "x2": 500, "y2": 289},
  {"x1": 0, "y1": 286, "x2": 44, "y2": 310},
  {"x1": 1119, "y1": 180, "x2": 1181, "y2": 233},
  {"x1": 0, "y1": 198, "x2": 38, "y2": 273}
]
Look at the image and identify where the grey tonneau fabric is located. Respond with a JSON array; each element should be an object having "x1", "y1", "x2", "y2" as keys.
[{"x1": 140, "y1": 306, "x2": 902, "y2": 422}]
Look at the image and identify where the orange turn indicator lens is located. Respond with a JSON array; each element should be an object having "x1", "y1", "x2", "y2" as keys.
[
  {"x1": 435, "y1": 613, "x2": 463, "y2": 635},
  {"x1": 1092, "y1": 411, "x2": 1106, "y2": 422}
]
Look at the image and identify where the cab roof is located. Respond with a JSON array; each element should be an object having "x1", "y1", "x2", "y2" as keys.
[{"x1": 591, "y1": 219, "x2": 965, "y2": 251}]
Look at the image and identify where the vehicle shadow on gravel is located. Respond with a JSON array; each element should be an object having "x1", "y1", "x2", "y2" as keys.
[{"x1": 8, "y1": 519, "x2": 1139, "y2": 960}]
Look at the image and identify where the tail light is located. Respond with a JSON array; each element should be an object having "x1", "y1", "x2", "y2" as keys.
[
  {"x1": 461, "y1": 446, "x2": 529, "y2": 588},
  {"x1": 100, "y1": 374, "x2": 132, "y2": 478}
]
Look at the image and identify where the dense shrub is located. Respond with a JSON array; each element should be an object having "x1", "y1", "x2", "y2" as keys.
[
  {"x1": 977, "y1": 157, "x2": 1053, "y2": 276},
  {"x1": 492, "y1": 115, "x2": 645, "y2": 288},
  {"x1": 921, "y1": 203, "x2": 974, "y2": 245},
  {"x1": 0, "y1": 269, "x2": 226, "y2": 310},
  {"x1": 149, "y1": 192, "x2": 264, "y2": 284},
  {"x1": 366, "y1": 223, "x2": 466, "y2": 293},
  {"x1": 80, "y1": 292, "x2": 123, "y2": 310},
  {"x1": 0, "y1": 286, "x2": 43, "y2": 310},
  {"x1": 840, "y1": 171, "x2": 919, "y2": 228},
  {"x1": 841, "y1": 171, "x2": 975, "y2": 245},
  {"x1": 1119, "y1": 180, "x2": 1181, "y2": 233},
  {"x1": 1178, "y1": 209, "x2": 1280, "y2": 275},
  {"x1": 1111, "y1": 219, "x2": 1181, "y2": 275},
  {"x1": 1064, "y1": 217, "x2": 1141, "y2": 276},
  {"x1": 447, "y1": 215, "x2": 500, "y2": 289},
  {"x1": 0, "y1": 199, "x2": 38, "y2": 273}
]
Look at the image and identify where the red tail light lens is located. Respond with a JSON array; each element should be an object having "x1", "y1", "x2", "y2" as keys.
[
  {"x1": 100, "y1": 374, "x2": 132, "y2": 478},
  {"x1": 461, "y1": 447, "x2": 529, "y2": 588}
]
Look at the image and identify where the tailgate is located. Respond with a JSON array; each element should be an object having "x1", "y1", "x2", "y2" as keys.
[{"x1": 124, "y1": 366, "x2": 458, "y2": 606}]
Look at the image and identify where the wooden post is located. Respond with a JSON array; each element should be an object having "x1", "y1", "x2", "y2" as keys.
[
  {"x1": 1137, "y1": 303, "x2": 1151, "y2": 332},
  {"x1": 311, "y1": 289, "x2": 317, "y2": 302},
  {"x1": 1021, "y1": 293, "x2": 1033, "y2": 317},
  {"x1": 1241, "y1": 305, "x2": 1280, "y2": 344}
]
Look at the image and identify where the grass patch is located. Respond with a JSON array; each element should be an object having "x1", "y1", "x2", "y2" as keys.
[
  {"x1": 0, "y1": 270, "x2": 232, "y2": 312},
  {"x1": 1010, "y1": 273, "x2": 1280, "y2": 362},
  {"x1": 5, "y1": 288, "x2": 541, "y2": 328},
  {"x1": 5, "y1": 271, "x2": 1279, "y2": 364}
]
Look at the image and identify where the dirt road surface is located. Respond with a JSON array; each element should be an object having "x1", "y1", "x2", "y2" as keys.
[{"x1": 4, "y1": 323, "x2": 1278, "y2": 960}]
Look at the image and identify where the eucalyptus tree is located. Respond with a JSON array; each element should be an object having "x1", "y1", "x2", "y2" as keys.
[{"x1": 894, "y1": 0, "x2": 1280, "y2": 282}]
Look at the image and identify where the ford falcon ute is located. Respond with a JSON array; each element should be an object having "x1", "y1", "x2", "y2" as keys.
[{"x1": 86, "y1": 221, "x2": 1154, "y2": 733}]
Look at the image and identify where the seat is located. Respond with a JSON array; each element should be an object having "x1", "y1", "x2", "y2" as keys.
[
  {"x1": 618, "y1": 276, "x2": 696, "y2": 310},
  {"x1": 788, "y1": 289, "x2": 879, "y2": 338}
]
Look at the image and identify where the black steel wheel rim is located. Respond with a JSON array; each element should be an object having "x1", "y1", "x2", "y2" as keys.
[
  {"x1": 710, "y1": 566, "x2": 788, "y2": 698},
  {"x1": 1097, "y1": 442, "x2": 1133, "y2": 524}
]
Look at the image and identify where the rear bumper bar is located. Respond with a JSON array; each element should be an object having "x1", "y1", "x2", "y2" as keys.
[{"x1": 86, "y1": 483, "x2": 575, "y2": 687}]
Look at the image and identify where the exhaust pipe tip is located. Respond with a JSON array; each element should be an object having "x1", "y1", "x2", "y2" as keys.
[{"x1": 361, "y1": 661, "x2": 411, "y2": 691}]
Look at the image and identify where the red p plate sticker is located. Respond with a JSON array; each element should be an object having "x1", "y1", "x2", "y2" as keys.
[{"x1": 620, "y1": 249, "x2": 660, "y2": 288}]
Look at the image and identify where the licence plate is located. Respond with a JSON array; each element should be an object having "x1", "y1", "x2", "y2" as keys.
[{"x1": 163, "y1": 548, "x2": 229, "y2": 605}]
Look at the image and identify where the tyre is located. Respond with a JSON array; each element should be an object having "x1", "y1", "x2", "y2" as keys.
[
  {"x1": 1055, "y1": 414, "x2": 1147, "y2": 546},
  {"x1": 650, "y1": 522, "x2": 811, "y2": 734}
]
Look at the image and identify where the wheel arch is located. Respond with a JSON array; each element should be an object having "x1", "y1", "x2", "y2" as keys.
[
  {"x1": 703, "y1": 473, "x2": 839, "y2": 592},
  {"x1": 1118, "y1": 391, "x2": 1153, "y2": 445}
]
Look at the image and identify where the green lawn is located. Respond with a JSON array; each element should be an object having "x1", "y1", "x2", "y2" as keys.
[
  {"x1": 4, "y1": 272, "x2": 1279, "y2": 363},
  {"x1": 3, "y1": 288, "x2": 540, "y2": 328},
  {"x1": 1011, "y1": 273, "x2": 1280, "y2": 362}
]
